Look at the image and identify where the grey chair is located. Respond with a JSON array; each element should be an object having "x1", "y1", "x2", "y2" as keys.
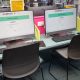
[
  {"x1": 2, "y1": 42, "x2": 40, "y2": 79},
  {"x1": 56, "y1": 34, "x2": 80, "y2": 80}
]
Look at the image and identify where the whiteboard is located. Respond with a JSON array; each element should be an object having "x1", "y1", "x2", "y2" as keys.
[{"x1": 0, "y1": 11, "x2": 34, "y2": 40}]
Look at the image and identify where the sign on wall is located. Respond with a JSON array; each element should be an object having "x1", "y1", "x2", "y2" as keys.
[{"x1": 10, "y1": 0, "x2": 24, "y2": 11}]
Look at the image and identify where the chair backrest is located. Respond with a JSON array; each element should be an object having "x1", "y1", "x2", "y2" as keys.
[
  {"x1": 68, "y1": 35, "x2": 80, "y2": 59},
  {"x1": 2, "y1": 42, "x2": 40, "y2": 79}
]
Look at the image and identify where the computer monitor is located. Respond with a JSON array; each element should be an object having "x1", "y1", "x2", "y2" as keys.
[
  {"x1": 0, "y1": 11, "x2": 34, "y2": 43},
  {"x1": 45, "y1": 8, "x2": 77, "y2": 35}
]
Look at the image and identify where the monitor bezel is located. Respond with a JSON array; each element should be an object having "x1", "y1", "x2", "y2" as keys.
[
  {"x1": 45, "y1": 8, "x2": 77, "y2": 36},
  {"x1": 0, "y1": 11, "x2": 35, "y2": 44}
]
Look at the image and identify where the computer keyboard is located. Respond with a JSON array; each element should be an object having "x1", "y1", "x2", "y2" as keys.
[{"x1": 51, "y1": 34, "x2": 75, "y2": 42}]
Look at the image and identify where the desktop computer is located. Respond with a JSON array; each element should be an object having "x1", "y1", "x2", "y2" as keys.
[
  {"x1": 0, "y1": 11, "x2": 34, "y2": 44},
  {"x1": 45, "y1": 8, "x2": 77, "y2": 42}
]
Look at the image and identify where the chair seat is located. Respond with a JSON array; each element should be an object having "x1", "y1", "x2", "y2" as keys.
[
  {"x1": 56, "y1": 47, "x2": 68, "y2": 59},
  {"x1": 3, "y1": 61, "x2": 40, "y2": 79}
]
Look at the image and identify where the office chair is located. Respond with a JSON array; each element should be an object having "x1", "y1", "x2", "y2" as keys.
[
  {"x1": 2, "y1": 42, "x2": 40, "y2": 79},
  {"x1": 55, "y1": 34, "x2": 80, "y2": 80}
]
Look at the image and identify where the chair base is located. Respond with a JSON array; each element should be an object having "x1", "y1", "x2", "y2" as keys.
[
  {"x1": 70, "y1": 63, "x2": 80, "y2": 71},
  {"x1": 48, "y1": 62, "x2": 58, "y2": 80}
]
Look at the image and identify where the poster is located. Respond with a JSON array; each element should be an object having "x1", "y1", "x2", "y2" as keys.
[{"x1": 10, "y1": 0, "x2": 24, "y2": 11}]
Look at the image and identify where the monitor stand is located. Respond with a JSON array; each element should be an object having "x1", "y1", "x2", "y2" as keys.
[
  {"x1": 3, "y1": 39, "x2": 24, "y2": 45},
  {"x1": 3, "y1": 39, "x2": 26, "y2": 49},
  {"x1": 50, "y1": 31, "x2": 68, "y2": 37},
  {"x1": 51, "y1": 31, "x2": 75, "y2": 42}
]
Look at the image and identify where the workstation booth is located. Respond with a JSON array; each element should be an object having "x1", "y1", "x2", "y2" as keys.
[{"x1": 0, "y1": 0, "x2": 80, "y2": 80}]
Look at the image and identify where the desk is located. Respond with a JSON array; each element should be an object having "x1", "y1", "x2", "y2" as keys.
[
  {"x1": 0, "y1": 36, "x2": 71, "y2": 60},
  {"x1": 0, "y1": 45, "x2": 6, "y2": 60},
  {"x1": 40, "y1": 37, "x2": 71, "y2": 50},
  {"x1": 40, "y1": 30, "x2": 78, "y2": 50}
]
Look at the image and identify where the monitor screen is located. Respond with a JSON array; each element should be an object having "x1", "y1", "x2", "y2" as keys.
[
  {"x1": 0, "y1": 11, "x2": 34, "y2": 43},
  {"x1": 45, "y1": 8, "x2": 76, "y2": 34}
]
